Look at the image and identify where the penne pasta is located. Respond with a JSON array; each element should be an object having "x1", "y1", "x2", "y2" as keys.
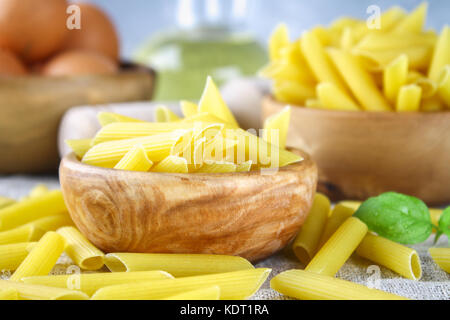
[
  {"x1": 164, "y1": 286, "x2": 220, "y2": 300},
  {"x1": 0, "y1": 196, "x2": 15, "y2": 210},
  {"x1": 82, "y1": 130, "x2": 189, "y2": 168},
  {"x1": 317, "y1": 204, "x2": 356, "y2": 248},
  {"x1": 421, "y1": 96, "x2": 444, "y2": 112},
  {"x1": 355, "y1": 33, "x2": 436, "y2": 52},
  {"x1": 262, "y1": 106, "x2": 291, "y2": 149},
  {"x1": 0, "y1": 190, "x2": 67, "y2": 232},
  {"x1": 0, "y1": 280, "x2": 88, "y2": 300},
  {"x1": 151, "y1": 156, "x2": 189, "y2": 173},
  {"x1": 198, "y1": 77, "x2": 239, "y2": 128},
  {"x1": 273, "y1": 80, "x2": 316, "y2": 105},
  {"x1": 104, "y1": 253, "x2": 254, "y2": 277},
  {"x1": 292, "y1": 193, "x2": 330, "y2": 264},
  {"x1": 196, "y1": 160, "x2": 237, "y2": 173},
  {"x1": 301, "y1": 31, "x2": 347, "y2": 92},
  {"x1": 92, "y1": 121, "x2": 197, "y2": 145},
  {"x1": 430, "y1": 209, "x2": 443, "y2": 229},
  {"x1": 316, "y1": 82, "x2": 360, "y2": 111},
  {"x1": 356, "y1": 233, "x2": 422, "y2": 280},
  {"x1": 57, "y1": 227, "x2": 104, "y2": 271},
  {"x1": 65, "y1": 139, "x2": 93, "y2": 159},
  {"x1": 236, "y1": 161, "x2": 253, "y2": 173},
  {"x1": 396, "y1": 84, "x2": 422, "y2": 112},
  {"x1": 438, "y1": 65, "x2": 450, "y2": 108},
  {"x1": 269, "y1": 23, "x2": 290, "y2": 61},
  {"x1": 97, "y1": 112, "x2": 143, "y2": 127},
  {"x1": 180, "y1": 100, "x2": 198, "y2": 118},
  {"x1": 0, "y1": 225, "x2": 39, "y2": 245},
  {"x1": 0, "y1": 242, "x2": 36, "y2": 272},
  {"x1": 305, "y1": 217, "x2": 368, "y2": 276},
  {"x1": 428, "y1": 248, "x2": 450, "y2": 273},
  {"x1": 429, "y1": 26, "x2": 450, "y2": 82},
  {"x1": 0, "y1": 288, "x2": 19, "y2": 300},
  {"x1": 10, "y1": 232, "x2": 65, "y2": 281},
  {"x1": 155, "y1": 105, "x2": 181, "y2": 123},
  {"x1": 328, "y1": 49, "x2": 391, "y2": 111},
  {"x1": 383, "y1": 54, "x2": 409, "y2": 103},
  {"x1": 338, "y1": 200, "x2": 361, "y2": 211},
  {"x1": 28, "y1": 184, "x2": 49, "y2": 199},
  {"x1": 305, "y1": 99, "x2": 324, "y2": 109},
  {"x1": 114, "y1": 145, "x2": 153, "y2": 172},
  {"x1": 23, "y1": 271, "x2": 173, "y2": 296},
  {"x1": 271, "y1": 269, "x2": 408, "y2": 300},
  {"x1": 91, "y1": 268, "x2": 271, "y2": 300},
  {"x1": 392, "y1": 2, "x2": 427, "y2": 34}
]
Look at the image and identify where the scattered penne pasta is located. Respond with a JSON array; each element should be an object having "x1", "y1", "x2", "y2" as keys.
[
  {"x1": 317, "y1": 204, "x2": 356, "y2": 248},
  {"x1": 356, "y1": 233, "x2": 422, "y2": 280},
  {"x1": 0, "y1": 190, "x2": 68, "y2": 231},
  {"x1": 0, "y1": 288, "x2": 19, "y2": 300},
  {"x1": 57, "y1": 227, "x2": 104, "y2": 271},
  {"x1": 428, "y1": 248, "x2": 450, "y2": 273},
  {"x1": 91, "y1": 268, "x2": 271, "y2": 300},
  {"x1": 23, "y1": 271, "x2": 173, "y2": 296},
  {"x1": 27, "y1": 184, "x2": 50, "y2": 199},
  {"x1": 104, "y1": 253, "x2": 254, "y2": 277},
  {"x1": 114, "y1": 145, "x2": 153, "y2": 172},
  {"x1": 0, "y1": 242, "x2": 36, "y2": 272},
  {"x1": 0, "y1": 196, "x2": 15, "y2": 210},
  {"x1": 292, "y1": 193, "x2": 330, "y2": 264},
  {"x1": 163, "y1": 286, "x2": 220, "y2": 300},
  {"x1": 0, "y1": 280, "x2": 89, "y2": 300},
  {"x1": 271, "y1": 269, "x2": 408, "y2": 300},
  {"x1": 305, "y1": 217, "x2": 368, "y2": 276},
  {"x1": 10, "y1": 232, "x2": 65, "y2": 281}
]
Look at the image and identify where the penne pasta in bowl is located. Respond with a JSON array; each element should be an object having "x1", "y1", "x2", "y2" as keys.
[
  {"x1": 261, "y1": 3, "x2": 450, "y2": 204},
  {"x1": 60, "y1": 77, "x2": 318, "y2": 262}
]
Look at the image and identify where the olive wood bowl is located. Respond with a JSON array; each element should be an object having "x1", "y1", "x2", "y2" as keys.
[
  {"x1": 59, "y1": 150, "x2": 317, "y2": 262},
  {"x1": 262, "y1": 96, "x2": 450, "y2": 205}
]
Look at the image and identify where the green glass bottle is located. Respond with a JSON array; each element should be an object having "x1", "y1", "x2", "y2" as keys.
[{"x1": 134, "y1": 0, "x2": 267, "y2": 101}]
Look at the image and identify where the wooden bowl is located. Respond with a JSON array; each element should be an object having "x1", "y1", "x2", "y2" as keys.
[
  {"x1": 262, "y1": 96, "x2": 450, "y2": 205},
  {"x1": 0, "y1": 63, "x2": 156, "y2": 174},
  {"x1": 59, "y1": 151, "x2": 317, "y2": 262}
]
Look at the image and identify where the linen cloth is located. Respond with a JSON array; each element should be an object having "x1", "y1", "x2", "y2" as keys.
[{"x1": 0, "y1": 175, "x2": 448, "y2": 300}]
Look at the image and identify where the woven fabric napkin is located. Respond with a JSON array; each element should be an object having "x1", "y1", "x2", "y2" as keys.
[{"x1": 0, "y1": 175, "x2": 448, "y2": 300}]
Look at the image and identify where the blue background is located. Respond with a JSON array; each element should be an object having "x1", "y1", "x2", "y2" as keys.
[{"x1": 86, "y1": 0, "x2": 449, "y2": 59}]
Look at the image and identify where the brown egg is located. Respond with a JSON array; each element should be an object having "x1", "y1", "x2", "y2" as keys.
[
  {"x1": 42, "y1": 50, "x2": 118, "y2": 76},
  {"x1": 63, "y1": 3, "x2": 120, "y2": 61},
  {"x1": 0, "y1": 0, "x2": 68, "y2": 62},
  {"x1": 0, "y1": 49, "x2": 27, "y2": 76}
]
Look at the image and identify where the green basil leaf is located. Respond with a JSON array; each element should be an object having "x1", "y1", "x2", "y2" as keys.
[
  {"x1": 354, "y1": 192, "x2": 432, "y2": 244},
  {"x1": 435, "y1": 207, "x2": 450, "y2": 245}
]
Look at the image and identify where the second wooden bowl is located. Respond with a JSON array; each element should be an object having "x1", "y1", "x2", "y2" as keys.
[
  {"x1": 262, "y1": 96, "x2": 450, "y2": 205},
  {"x1": 0, "y1": 63, "x2": 155, "y2": 174},
  {"x1": 59, "y1": 150, "x2": 317, "y2": 262}
]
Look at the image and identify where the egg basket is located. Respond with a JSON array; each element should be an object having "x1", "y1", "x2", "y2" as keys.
[{"x1": 0, "y1": 62, "x2": 156, "y2": 174}]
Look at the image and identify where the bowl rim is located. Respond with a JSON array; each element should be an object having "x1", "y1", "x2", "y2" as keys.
[
  {"x1": 264, "y1": 95, "x2": 450, "y2": 119},
  {"x1": 61, "y1": 149, "x2": 314, "y2": 179}
]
